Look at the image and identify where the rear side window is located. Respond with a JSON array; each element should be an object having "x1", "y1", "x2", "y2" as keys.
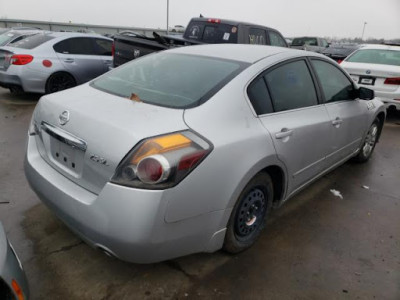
[
  {"x1": 11, "y1": 34, "x2": 54, "y2": 49},
  {"x1": 249, "y1": 28, "x2": 267, "y2": 45},
  {"x1": 54, "y1": 38, "x2": 95, "y2": 55},
  {"x1": 311, "y1": 60, "x2": 354, "y2": 102},
  {"x1": 265, "y1": 60, "x2": 318, "y2": 112},
  {"x1": 184, "y1": 21, "x2": 238, "y2": 43},
  {"x1": 94, "y1": 39, "x2": 112, "y2": 56},
  {"x1": 346, "y1": 49, "x2": 400, "y2": 66},
  {"x1": 247, "y1": 77, "x2": 273, "y2": 114},
  {"x1": 268, "y1": 31, "x2": 287, "y2": 47}
]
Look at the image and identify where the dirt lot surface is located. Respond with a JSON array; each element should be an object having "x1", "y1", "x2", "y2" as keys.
[{"x1": 0, "y1": 87, "x2": 399, "y2": 299}]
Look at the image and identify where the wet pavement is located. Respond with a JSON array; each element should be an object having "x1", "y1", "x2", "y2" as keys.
[{"x1": 0, "y1": 87, "x2": 399, "y2": 299}]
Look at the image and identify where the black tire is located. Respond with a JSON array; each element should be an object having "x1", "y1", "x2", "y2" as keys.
[
  {"x1": 353, "y1": 118, "x2": 380, "y2": 163},
  {"x1": 45, "y1": 72, "x2": 76, "y2": 94},
  {"x1": 223, "y1": 172, "x2": 273, "y2": 253}
]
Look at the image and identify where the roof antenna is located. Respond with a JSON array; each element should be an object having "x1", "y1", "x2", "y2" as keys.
[{"x1": 199, "y1": 14, "x2": 204, "y2": 18}]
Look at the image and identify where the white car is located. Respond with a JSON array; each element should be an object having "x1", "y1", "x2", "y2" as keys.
[{"x1": 341, "y1": 44, "x2": 400, "y2": 111}]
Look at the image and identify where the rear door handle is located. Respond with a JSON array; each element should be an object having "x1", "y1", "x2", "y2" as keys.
[
  {"x1": 64, "y1": 58, "x2": 74, "y2": 63},
  {"x1": 332, "y1": 117, "x2": 343, "y2": 126},
  {"x1": 275, "y1": 128, "x2": 293, "y2": 139}
]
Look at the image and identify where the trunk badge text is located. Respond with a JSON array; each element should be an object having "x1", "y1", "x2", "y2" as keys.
[
  {"x1": 90, "y1": 155, "x2": 109, "y2": 166},
  {"x1": 59, "y1": 111, "x2": 70, "y2": 126}
]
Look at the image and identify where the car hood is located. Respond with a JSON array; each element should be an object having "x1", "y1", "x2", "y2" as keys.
[{"x1": 33, "y1": 83, "x2": 188, "y2": 194}]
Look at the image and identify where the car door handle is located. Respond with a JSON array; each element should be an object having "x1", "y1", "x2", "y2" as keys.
[
  {"x1": 64, "y1": 58, "x2": 74, "y2": 63},
  {"x1": 275, "y1": 128, "x2": 293, "y2": 139},
  {"x1": 332, "y1": 118, "x2": 343, "y2": 126}
]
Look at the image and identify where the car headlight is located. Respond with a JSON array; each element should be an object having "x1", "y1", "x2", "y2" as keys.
[{"x1": 111, "y1": 131, "x2": 212, "y2": 189}]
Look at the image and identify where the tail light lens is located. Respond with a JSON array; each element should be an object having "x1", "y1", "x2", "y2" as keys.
[
  {"x1": 10, "y1": 54, "x2": 33, "y2": 65},
  {"x1": 112, "y1": 131, "x2": 212, "y2": 189},
  {"x1": 111, "y1": 42, "x2": 115, "y2": 57},
  {"x1": 337, "y1": 59, "x2": 343, "y2": 64},
  {"x1": 384, "y1": 77, "x2": 400, "y2": 85}
]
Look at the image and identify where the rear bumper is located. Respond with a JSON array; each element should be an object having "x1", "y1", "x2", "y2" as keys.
[
  {"x1": 0, "y1": 71, "x2": 22, "y2": 89},
  {"x1": 24, "y1": 134, "x2": 227, "y2": 263}
]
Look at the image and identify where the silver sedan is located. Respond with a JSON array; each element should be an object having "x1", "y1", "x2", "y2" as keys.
[
  {"x1": 24, "y1": 44, "x2": 386, "y2": 263},
  {"x1": 0, "y1": 32, "x2": 112, "y2": 94},
  {"x1": 0, "y1": 222, "x2": 29, "y2": 299}
]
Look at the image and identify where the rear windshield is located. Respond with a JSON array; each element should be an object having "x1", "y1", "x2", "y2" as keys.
[
  {"x1": 11, "y1": 34, "x2": 54, "y2": 49},
  {"x1": 183, "y1": 21, "x2": 238, "y2": 43},
  {"x1": 346, "y1": 49, "x2": 400, "y2": 66},
  {"x1": 292, "y1": 37, "x2": 318, "y2": 46},
  {"x1": 91, "y1": 52, "x2": 248, "y2": 108},
  {"x1": 0, "y1": 33, "x2": 16, "y2": 46}
]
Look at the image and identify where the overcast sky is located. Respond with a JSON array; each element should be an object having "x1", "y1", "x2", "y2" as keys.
[{"x1": 1, "y1": 0, "x2": 399, "y2": 39}]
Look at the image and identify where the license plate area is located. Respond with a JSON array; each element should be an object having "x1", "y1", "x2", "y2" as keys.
[
  {"x1": 359, "y1": 76, "x2": 375, "y2": 85},
  {"x1": 40, "y1": 122, "x2": 87, "y2": 177}
]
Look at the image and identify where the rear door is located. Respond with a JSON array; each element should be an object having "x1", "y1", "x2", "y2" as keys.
[
  {"x1": 248, "y1": 59, "x2": 332, "y2": 194},
  {"x1": 53, "y1": 37, "x2": 105, "y2": 83},
  {"x1": 310, "y1": 58, "x2": 368, "y2": 166}
]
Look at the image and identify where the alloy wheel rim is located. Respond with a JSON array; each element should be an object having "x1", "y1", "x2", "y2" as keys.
[{"x1": 362, "y1": 124, "x2": 378, "y2": 157}]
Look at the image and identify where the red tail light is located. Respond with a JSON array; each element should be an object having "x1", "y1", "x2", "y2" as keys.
[
  {"x1": 111, "y1": 42, "x2": 115, "y2": 57},
  {"x1": 337, "y1": 59, "x2": 343, "y2": 64},
  {"x1": 207, "y1": 18, "x2": 221, "y2": 24},
  {"x1": 384, "y1": 77, "x2": 400, "y2": 85},
  {"x1": 10, "y1": 54, "x2": 33, "y2": 65}
]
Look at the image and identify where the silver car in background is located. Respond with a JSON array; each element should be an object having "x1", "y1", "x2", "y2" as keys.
[
  {"x1": 25, "y1": 44, "x2": 385, "y2": 263},
  {"x1": 0, "y1": 32, "x2": 112, "y2": 94},
  {"x1": 0, "y1": 222, "x2": 29, "y2": 300}
]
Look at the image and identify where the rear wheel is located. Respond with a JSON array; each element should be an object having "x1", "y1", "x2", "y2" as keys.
[
  {"x1": 223, "y1": 173, "x2": 273, "y2": 253},
  {"x1": 353, "y1": 118, "x2": 380, "y2": 163},
  {"x1": 45, "y1": 72, "x2": 76, "y2": 94}
]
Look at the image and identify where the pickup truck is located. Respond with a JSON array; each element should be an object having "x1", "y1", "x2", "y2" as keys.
[
  {"x1": 290, "y1": 36, "x2": 329, "y2": 53},
  {"x1": 113, "y1": 17, "x2": 288, "y2": 67}
]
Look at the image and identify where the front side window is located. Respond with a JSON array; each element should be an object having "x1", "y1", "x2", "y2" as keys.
[
  {"x1": 268, "y1": 31, "x2": 287, "y2": 47},
  {"x1": 92, "y1": 53, "x2": 249, "y2": 108},
  {"x1": 311, "y1": 60, "x2": 354, "y2": 102},
  {"x1": 248, "y1": 28, "x2": 267, "y2": 45},
  {"x1": 53, "y1": 38, "x2": 95, "y2": 55},
  {"x1": 265, "y1": 60, "x2": 318, "y2": 112},
  {"x1": 346, "y1": 49, "x2": 400, "y2": 66}
]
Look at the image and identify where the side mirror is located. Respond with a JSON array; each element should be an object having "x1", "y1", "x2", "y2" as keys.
[{"x1": 358, "y1": 87, "x2": 375, "y2": 100}]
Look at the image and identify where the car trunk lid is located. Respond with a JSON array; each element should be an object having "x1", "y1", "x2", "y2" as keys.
[
  {"x1": 343, "y1": 62, "x2": 400, "y2": 92},
  {"x1": 33, "y1": 84, "x2": 188, "y2": 194}
]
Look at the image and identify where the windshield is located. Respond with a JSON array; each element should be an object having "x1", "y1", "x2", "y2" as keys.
[
  {"x1": 0, "y1": 33, "x2": 16, "y2": 46},
  {"x1": 91, "y1": 52, "x2": 248, "y2": 108},
  {"x1": 292, "y1": 37, "x2": 318, "y2": 46},
  {"x1": 346, "y1": 49, "x2": 400, "y2": 66}
]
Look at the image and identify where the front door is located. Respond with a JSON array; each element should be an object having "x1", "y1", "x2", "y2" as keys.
[{"x1": 310, "y1": 59, "x2": 368, "y2": 166}]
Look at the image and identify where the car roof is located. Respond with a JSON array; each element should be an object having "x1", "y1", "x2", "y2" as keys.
[
  {"x1": 357, "y1": 44, "x2": 400, "y2": 51},
  {"x1": 167, "y1": 44, "x2": 307, "y2": 64},
  {"x1": 44, "y1": 31, "x2": 111, "y2": 39},
  {"x1": 1, "y1": 29, "x2": 42, "y2": 36},
  {"x1": 189, "y1": 17, "x2": 275, "y2": 30}
]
